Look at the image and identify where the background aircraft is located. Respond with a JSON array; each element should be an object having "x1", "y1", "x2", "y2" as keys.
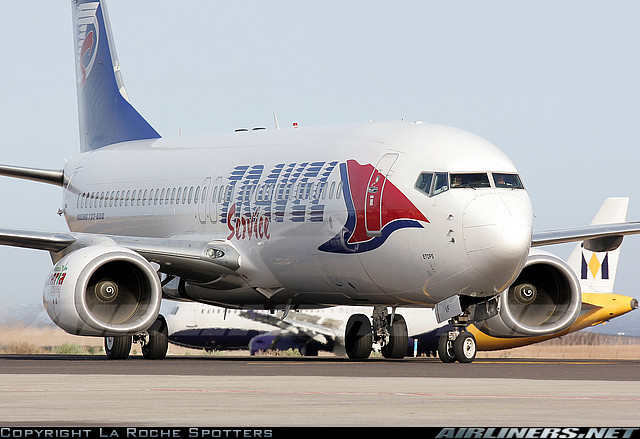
[{"x1": 165, "y1": 198, "x2": 638, "y2": 358}]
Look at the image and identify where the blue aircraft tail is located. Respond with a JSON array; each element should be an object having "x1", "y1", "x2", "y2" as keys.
[{"x1": 72, "y1": 0, "x2": 160, "y2": 152}]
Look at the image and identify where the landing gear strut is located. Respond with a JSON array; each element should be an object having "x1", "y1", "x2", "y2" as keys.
[{"x1": 373, "y1": 307, "x2": 408, "y2": 359}]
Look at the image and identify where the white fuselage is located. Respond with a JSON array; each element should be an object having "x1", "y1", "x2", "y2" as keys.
[{"x1": 62, "y1": 121, "x2": 533, "y2": 308}]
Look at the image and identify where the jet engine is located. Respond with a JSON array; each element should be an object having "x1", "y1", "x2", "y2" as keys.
[
  {"x1": 43, "y1": 246, "x2": 162, "y2": 336},
  {"x1": 474, "y1": 249, "x2": 581, "y2": 337}
]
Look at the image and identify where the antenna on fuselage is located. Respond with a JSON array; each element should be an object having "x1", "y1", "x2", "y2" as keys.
[{"x1": 273, "y1": 111, "x2": 281, "y2": 131}]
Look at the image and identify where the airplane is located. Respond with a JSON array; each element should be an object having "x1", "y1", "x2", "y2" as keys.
[
  {"x1": 2, "y1": 0, "x2": 640, "y2": 363},
  {"x1": 164, "y1": 198, "x2": 638, "y2": 358},
  {"x1": 418, "y1": 197, "x2": 640, "y2": 358},
  {"x1": 165, "y1": 303, "x2": 436, "y2": 357}
]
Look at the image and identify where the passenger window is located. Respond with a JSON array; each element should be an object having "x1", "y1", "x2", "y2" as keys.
[
  {"x1": 450, "y1": 173, "x2": 490, "y2": 188},
  {"x1": 492, "y1": 173, "x2": 524, "y2": 189},
  {"x1": 211, "y1": 186, "x2": 218, "y2": 204},
  {"x1": 321, "y1": 182, "x2": 328, "y2": 199},
  {"x1": 193, "y1": 187, "x2": 200, "y2": 204}
]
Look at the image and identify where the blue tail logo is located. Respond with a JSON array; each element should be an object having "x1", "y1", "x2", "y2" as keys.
[
  {"x1": 76, "y1": 2, "x2": 99, "y2": 87},
  {"x1": 73, "y1": 0, "x2": 160, "y2": 152}
]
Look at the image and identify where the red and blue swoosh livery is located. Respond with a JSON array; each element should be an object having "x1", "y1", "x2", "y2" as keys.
[{"x1": 319, "y1": 160, "x2": 428, "y2": 253}]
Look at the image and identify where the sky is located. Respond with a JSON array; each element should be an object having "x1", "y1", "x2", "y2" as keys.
[{"x1": 1, "y1": 1, "x2": 639, "y2": 334}]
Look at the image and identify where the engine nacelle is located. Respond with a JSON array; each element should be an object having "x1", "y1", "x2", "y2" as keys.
[
  {"x1": 475, "y1": 249, "x2": 581, "y2": 337},
  {"x1": 43, "y1": 246, "x2": 162, "y2": 336}
]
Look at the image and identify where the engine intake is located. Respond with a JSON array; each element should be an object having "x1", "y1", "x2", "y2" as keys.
[
  {"x1": 475, "y1": 249, "x2": 581, "y2": 337},
  {"x1": 43, "y1": 246, "x2": 162, "y2": 336}
]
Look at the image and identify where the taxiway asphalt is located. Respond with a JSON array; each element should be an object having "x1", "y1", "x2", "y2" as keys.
[{"x1": 0, "y1": 355, "x2": 639, "y2": 427}]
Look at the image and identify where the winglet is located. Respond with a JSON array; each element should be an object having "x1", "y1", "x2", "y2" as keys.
[{"x1": 73, "y1": 0, "x2": 160, "y2": 152}]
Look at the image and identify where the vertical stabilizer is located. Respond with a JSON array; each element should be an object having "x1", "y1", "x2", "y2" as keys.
[
  {"x1": 73, "y1": 0, "x2": 160, "y2": 152},
  {"x1": 567, "y1": 197, "x2": 629, "y2": 293}
]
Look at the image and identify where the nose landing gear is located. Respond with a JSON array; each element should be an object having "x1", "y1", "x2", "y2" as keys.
[{"x1": 437, "y1": 315, "x2": 477, "y2": 364}]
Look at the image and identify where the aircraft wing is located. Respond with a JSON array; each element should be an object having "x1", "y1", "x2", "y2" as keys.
[
  {"x1": 0, "y1": 228, "x2": 76, "y2": 252},
  {"x1": 532, "y1": 221, "x2": 640, "y2": 249},
  {"x1": 239, "y1": 310, "x2": 339, "y2": 345},
  {"x1": 0, "y1": 227, "x2": 241, "y2": 280}
]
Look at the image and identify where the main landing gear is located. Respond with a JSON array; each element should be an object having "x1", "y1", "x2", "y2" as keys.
[
  {"x1": 437, "y1": 315, "x2": 477, "y2": 364},
  {"x1": 104, "y1": 315, "x2": 169, "y2": 360},
  {"x1": 344, "y1": 307, "x2": 409, "y2": 360}
]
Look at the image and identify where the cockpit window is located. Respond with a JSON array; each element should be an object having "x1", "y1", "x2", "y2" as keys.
[
  {"x1": 492, "y1": 173, "x2": 524, "y2": 189},
  {"x1": 415, "y1": 173, "x2": 433, "y2": 195},
  {"x1": 450, "y1": 173, "x2": 491, "y2": 188},
  {"x1": 415, "y1": 172, "x2": 449, "y2": 197},
  {"x1": 432, "y1": 172, "x2": 449, "y2": 195}
]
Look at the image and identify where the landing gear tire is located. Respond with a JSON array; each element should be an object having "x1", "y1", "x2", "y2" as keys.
[
  {"x1": 300, "y1": 342, "x2": 320, "y2": 357},
  {"x1": 454, "y1": 331, "x2": 476, "y2": 363},
  {"x1": 381, "y1": 314, "x2": 408, "y2": 359},
  {"x1": 142, "y1": 315, "x2": 169, "y2": 360},
  {"x1": 345, "y1": 314, "x2": 373, "y2": 359},
  {"x1": 437, "y1": 333, "x2": 456, "y2": 363},
  {"x1": 105, "y1": 335, "x2": 132, "y2": 360}
]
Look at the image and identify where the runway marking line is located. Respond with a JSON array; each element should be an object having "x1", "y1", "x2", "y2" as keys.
[
  {"x1": 474, "y1": 360, "x2": 619, "y2": 365},
  {"x1": 144, "y1": 387, "x2": 640, "y2": 402}
]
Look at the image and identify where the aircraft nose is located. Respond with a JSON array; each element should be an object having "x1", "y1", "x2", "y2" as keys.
[{"x1": 462, "y1": 192, "x2": 533, "y2": 279}]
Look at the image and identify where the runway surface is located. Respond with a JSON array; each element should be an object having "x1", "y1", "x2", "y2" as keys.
[{"x1": 1, "y1": 355, "x2": 639, "y2": 427}]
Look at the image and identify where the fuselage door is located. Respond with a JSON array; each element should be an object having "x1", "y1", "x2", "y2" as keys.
[
  {"x1": 65, "y1": 167, "x2": 82, "y2": 217},
  {"x1": 186, "y1": 306, "x2": 198, "y2": 328},
  {"x1": 365, "y1": 153, "x2": 398, "y2": 237},
  {"x1": 198, "y1": 177, "x2": 211, "y2": 223}
]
